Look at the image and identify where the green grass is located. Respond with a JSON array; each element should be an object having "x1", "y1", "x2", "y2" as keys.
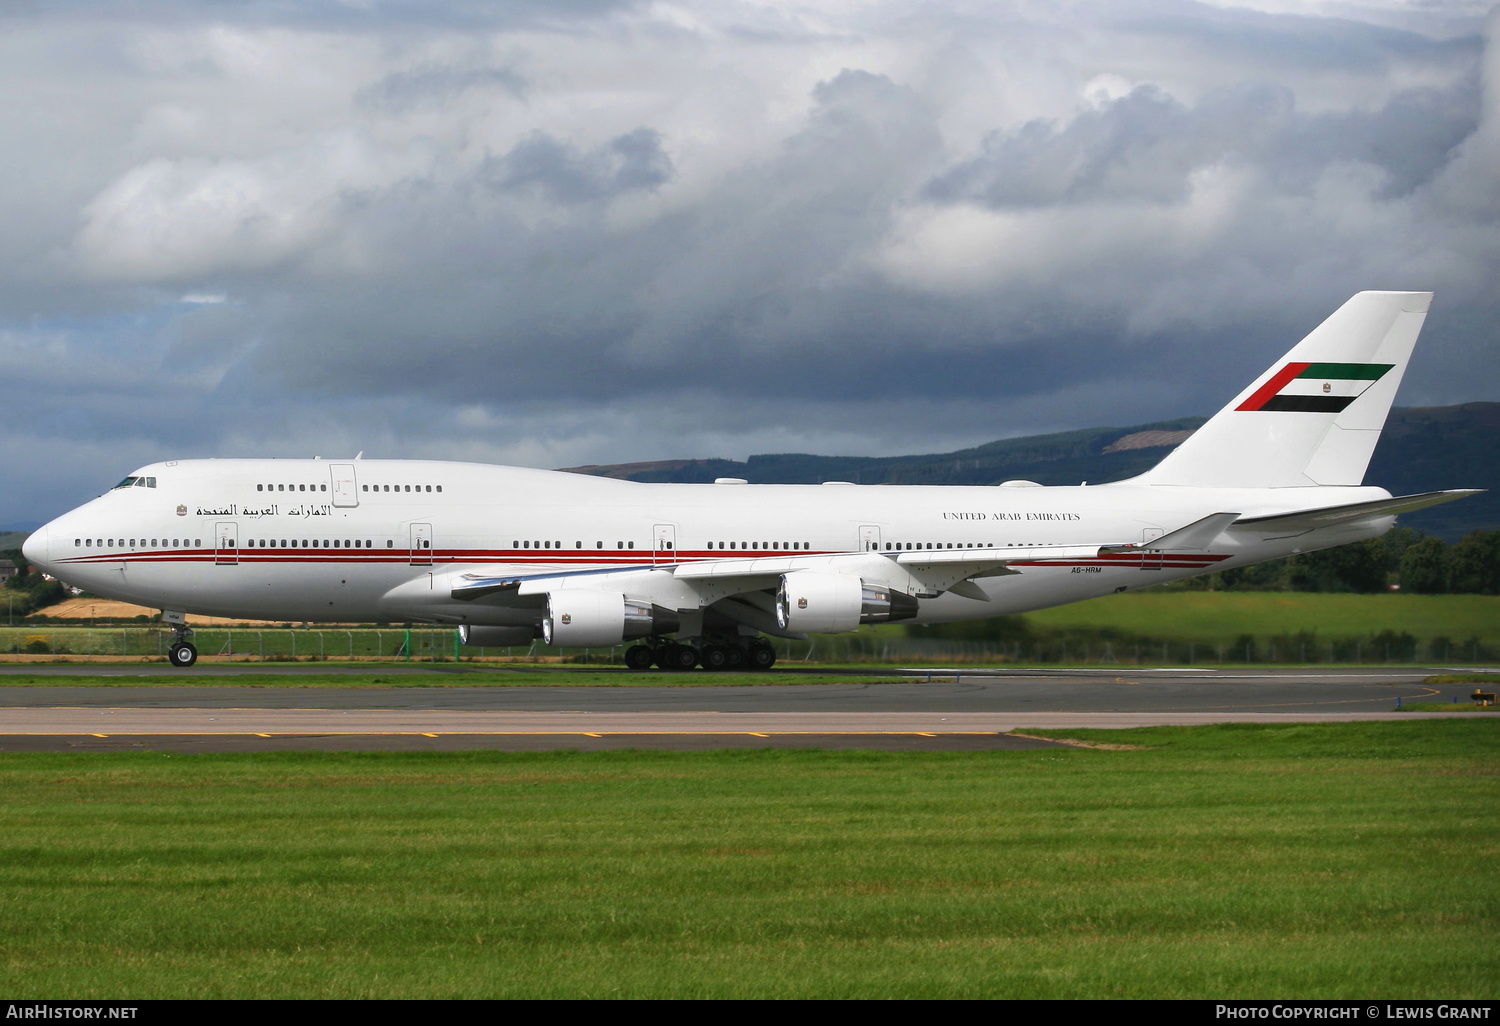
[
  {"x1": 1026, "y1": 591, "x2": 1500, "y2": 645},
  {"x1": 0, "y1": 721, "x2": 1495, "y2": 998}
]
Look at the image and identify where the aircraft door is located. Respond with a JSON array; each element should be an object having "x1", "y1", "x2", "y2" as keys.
[
  {"x1": 653, "y1": 524, "x2": 676, "y2": 566},
  {"x1": 216, "y1": 522, "x2": 239, "y2": 566},
  {"x1": 859, "y1": 525, "x2": 882, "y2": 552},
  {"x1": 410, "y1": 523, "x2": 434, "y2": 566},
  {"x1": 1141, "y1": 527, "x2": 1164, "y2": 570},
  {"x1": 331, "y1": 465, "x2": 359, "y2": 508}
]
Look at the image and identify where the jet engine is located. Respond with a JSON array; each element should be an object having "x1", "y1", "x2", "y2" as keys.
[
  {"x1": 458, "y1": 625, "x2": 538, "y2": 647},
  {"x1": 774, "y1": 571, "x2": 919, "y2": 633},
  {"x1": 542, "y1": 591, "x2": 681, "y2": 647}
]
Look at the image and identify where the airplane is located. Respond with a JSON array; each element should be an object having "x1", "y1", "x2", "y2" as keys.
[{"x1": 21, "y1": 290, "x2": 1478, "y2": 670}]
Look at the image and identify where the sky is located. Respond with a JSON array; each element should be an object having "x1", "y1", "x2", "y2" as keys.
[{"x1": 2, "y1": 0, "x2": 1497, "y2": 527}]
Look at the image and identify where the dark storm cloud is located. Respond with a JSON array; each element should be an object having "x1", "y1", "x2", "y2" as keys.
[
  {"x1": 926, "y1": 70, "x2": 1481, "y2": 208},
  {"x1": 484, "y1": 127, "x2": 673, "y2": 203},
  {"x1": 1, "y1": 0, "x2": 1497, "y2": 527}
]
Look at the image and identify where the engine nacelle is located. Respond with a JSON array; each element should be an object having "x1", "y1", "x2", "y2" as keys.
[
  {"x1": 458, "y1": 625, "x2": 537, "y2": 647},
  {"x1": 775, "y1": 571, "x2": 919, "y2": 633},
  {"x1": 542, "y1": 591, "x2": 681, "y2": 647}
]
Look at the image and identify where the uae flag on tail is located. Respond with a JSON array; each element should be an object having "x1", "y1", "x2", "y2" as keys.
[{"x1": 1237, "y1": 362, "x2": 1394, "y2": 413}]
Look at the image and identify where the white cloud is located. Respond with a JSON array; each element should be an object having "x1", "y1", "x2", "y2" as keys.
[{"x1": 0, "y1": 0, "x2": 1496, "y2": 527}]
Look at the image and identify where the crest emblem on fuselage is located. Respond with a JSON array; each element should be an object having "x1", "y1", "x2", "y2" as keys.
[{"x1": 175, "y1": 504, "x2": 187, "y2": 516}]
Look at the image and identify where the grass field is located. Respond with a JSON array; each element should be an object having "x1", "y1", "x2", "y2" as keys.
[
  {"x1": 0, "y1": 720, "x2": 1494, "y2": 999},
  {"x1": 5, "y1": 592, "x2": 1500, "y2": 667},
  {"x1": 1026, "y1": 592, "x2": 1500, "y2": 646}
]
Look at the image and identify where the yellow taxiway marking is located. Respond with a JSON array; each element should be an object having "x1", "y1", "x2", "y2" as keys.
[
  {"x1": 583, "y1": 732, "x2": 603, "y2": 737},
  {"x1": 748, "y1": 732, "x2": 769, "y2": 737},
  {"x1": 422, "y1": 733, "x2": 438, "y2": 738},
  {"x1": 91, "y1": 733, "x2": 107, "y2": 738},
  {"x1": 916, "y1": 732, "x2": 936, "y2": 736},
  {"x1": 255, "y1": 733, "x2": 271, "y2": 738}
]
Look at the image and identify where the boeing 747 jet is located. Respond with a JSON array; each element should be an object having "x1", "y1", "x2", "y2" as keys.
[{"x1": 22, "y1": 291, "x2": 1477, "y2": 669}]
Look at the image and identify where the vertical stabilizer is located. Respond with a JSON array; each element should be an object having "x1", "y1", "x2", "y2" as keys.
[{"x1": 1140, "y1": 291, "x2": 1432, "y2": 488}]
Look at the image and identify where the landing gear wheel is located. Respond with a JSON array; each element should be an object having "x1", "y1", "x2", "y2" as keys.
[
  {"x1": 723, "y1": 645, "x2": 746, "y2": 669},
  {"x1": 664, "y1": 644, "x2": 698, "y2": 671},
  {"x1": 748, "y1": 643, "x2": 776, "y2": 671},
  {"x1": 624, "y1": 645, "x2": 655, "y2": 671},
  {"x1": 169, "y1": 642, "x2": 198, "y2": 668},
  {"x1": 701, "y1": 645, "x2": 728, "y2": 671}
]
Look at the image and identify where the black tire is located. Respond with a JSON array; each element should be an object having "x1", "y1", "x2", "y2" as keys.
[
  {"x1": 748, "y1": 643, "x2": 776, "y2": 671},
  {"x1": 701, "y1": 645, "x2": 728, "y2": 671},
  {"x1": 169, "y1": 642, "x2": 198, "y2": 668},
  {"x1": 665, "y1": 644, "x2": 698, "y2": 671},
  {"x1": 624, "y1": 645, "x2": 655, "y2": 671},
  {"x1": 723, "y1": 645, "x2": 746, "y2": 669}
]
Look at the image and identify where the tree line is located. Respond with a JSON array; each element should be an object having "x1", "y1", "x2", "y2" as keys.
[
  {"x1": 1180, "y1": 528, "x2": 1500, "y2": 594},
  {"x1": 2, "y1": 549, "x2": 67, "y2": 618}
]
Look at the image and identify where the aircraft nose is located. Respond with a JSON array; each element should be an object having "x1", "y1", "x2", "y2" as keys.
[{"x1": 21, "y1": 524, "x2": 49, "y2": 571}]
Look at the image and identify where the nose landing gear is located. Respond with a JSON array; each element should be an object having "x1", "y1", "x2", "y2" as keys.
[{"x1": 165, "y1": 623, "x2": 198, "y2": 668}]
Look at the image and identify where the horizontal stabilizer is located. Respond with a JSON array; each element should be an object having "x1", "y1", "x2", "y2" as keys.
[
  {"x1": 1230, "y1": 489, "x2": 1481, "y2": 538},
  {"x1": 1102, "y1": 512, "x2": 1241, "y2": 554}
]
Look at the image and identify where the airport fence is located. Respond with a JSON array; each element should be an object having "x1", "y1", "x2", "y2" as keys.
[{"x1": 0, "y1": 626, "x2": 1494, "y2": 665}]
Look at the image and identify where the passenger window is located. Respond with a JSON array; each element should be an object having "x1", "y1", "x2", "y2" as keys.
[
  {"x1": 437, "y1": 486, "x2": 443, "y2": 492},
  {"x1": 257, "y1": 484, "x2": 264, "y2": 492}
]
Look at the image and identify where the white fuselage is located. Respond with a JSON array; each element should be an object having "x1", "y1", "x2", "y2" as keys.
[{"x1": 23, "y1": 457, "x2": 1391, "y2": 631}]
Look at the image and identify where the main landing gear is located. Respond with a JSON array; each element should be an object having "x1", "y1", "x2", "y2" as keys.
[{"x1": 624, "y1": 637, "x2": 777, "y2": 672}]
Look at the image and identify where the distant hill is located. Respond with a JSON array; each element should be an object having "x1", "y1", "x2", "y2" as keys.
[{"x1": 563, "y1": 403, "x2": 1498, "y2": 539}]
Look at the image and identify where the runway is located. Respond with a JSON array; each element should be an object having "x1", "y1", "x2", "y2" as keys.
[{"x1": 0, "y1": 664, "x2": 1489, "y2": 750}]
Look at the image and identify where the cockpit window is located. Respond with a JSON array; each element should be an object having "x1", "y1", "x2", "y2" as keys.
[{"x1": 113, "y1": 476, "x2": 138, "y2": 489}]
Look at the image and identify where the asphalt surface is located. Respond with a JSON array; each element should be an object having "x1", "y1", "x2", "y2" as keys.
[{"x1": 0, "y1": 664, "x2": 1490, "y2": 751}]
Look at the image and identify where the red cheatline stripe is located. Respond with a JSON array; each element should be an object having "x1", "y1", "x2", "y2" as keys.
[{"x1": 1236, "y1": 361, "x2": 1309, "y2": 411}]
